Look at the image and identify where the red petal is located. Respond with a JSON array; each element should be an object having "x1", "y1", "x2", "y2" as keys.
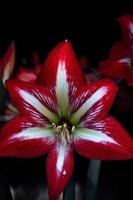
[
  {"x1": 6, "y1": 80, "x2": 59, "y2": 124},
  {"x1": 99, "y1": 60, "x2": 131, "y2": 81},
  {"x1": 16, "y1": 66, "x2": 37, "y2": 83},
  {"x1": 128, "y1": 79, "x2": 133, "y2": 87},
  {"x1": 0, "y1": 41, "x2": 15, "y2": 85},
  {"x1": 38, "y1": 40, "x2": 86, "y2": 87},
  {"x1": 117, "y1": 15, "x2": 133, "y2": 45},
  {"x1": 99, "y1": 40, "x2": 133, "y2": 84},
  {"x1": 38, "y1": 40, "x2": 86, "y2": 118},
  {"x1": 109, "y1": 41, "x2": 130, "y2": 59},
  {"x1": 70, "y1": 79, "x2": 118, "y2": 124},
  {"x1": 73, "y1": 116, "x2": 133, "y2": 160},
  {"x1": 46, "y1": 142, "x2": 74, "y2": 200},
  {"x1": 0, "y1": 115, "x2": 55, "y2": 157}
]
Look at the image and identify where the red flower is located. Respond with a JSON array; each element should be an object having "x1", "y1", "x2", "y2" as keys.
[
  {"x1": 0, "y1": 43, "x2": 41, "y2": 122},
  {"x1": 118, "y1": 15, "x2": 133, "y2": 45},
  {"x1": 0, "y1": 41, "x2": 133, "y2": 200},
  {"x1": 99, "y1": 15, "x2": 133, "y2": 86},
  {"x1": 0, "y1": 43, "x2": 41, "y2": 85}
]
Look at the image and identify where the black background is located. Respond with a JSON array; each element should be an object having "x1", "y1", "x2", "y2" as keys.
[{"x1": 0, "y1": 0, "x2": 133, "y2": 63}]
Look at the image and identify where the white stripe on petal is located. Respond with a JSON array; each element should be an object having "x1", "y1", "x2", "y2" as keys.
[
  {"x1": 70, "y1": 87, "x2": 107, "y2": 124},
  {"x1": 10, "y1": 127, "x2": 54, "y2": 141},
  {"x1": 56, "y1": 143, "x2": 68, "y2": 172},
  {"x1": 74, "y1": 128, "x2": 118, "y2": 145},
  {"x1": 3, "y1": 63, "x2": 13, "y2": 85},
  {"x1": 129, "y1": 22, "x2": 133, "y2": 34},
  {"x1": 55, "y1": 60, "x2": 69, "y2": 117},
  {"x1": 19, "y1": 90, "x2": 58, "y2": 123},
  {"x1": 119, "y1": 58, "x2": 131, "y2": 65}
]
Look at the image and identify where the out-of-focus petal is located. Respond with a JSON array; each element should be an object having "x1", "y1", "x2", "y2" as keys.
[
  {"x1": 109, "y1": 42, "x2": 130, "y2": 59},
  {"x1": 0, "y1": 42, "x2": 15, "y2": 85},
  {"x1": 99, "y1": 60, "x2": 131, "y2": 81},
  {"x1": 117, "y1": 15, "x2": 133, "y2": 45},
  {"x1": 16, "y1": 66, "x2": 37, "y2": 83}
]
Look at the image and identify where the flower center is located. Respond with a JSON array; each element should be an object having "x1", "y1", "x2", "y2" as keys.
[{"x1": 52, "y1": 122, "x2": 75, "y2": 144}]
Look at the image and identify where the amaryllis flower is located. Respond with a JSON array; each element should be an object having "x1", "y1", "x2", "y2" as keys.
[
  {"x1": 0, "y1": 42, "x2": 18, "y2": 123},
  {"x1": 117, "y1": 15, "x2": 133, "y2": 45},
  {"x1": 99, "y1": 15, "x2": 133, "y2": 86},
  {"x1": 0, "y1": 41, "x2": 133, "y2": 200},
  {"x1": 0, "y1": 43, "x2": 41, "y2": 123}
]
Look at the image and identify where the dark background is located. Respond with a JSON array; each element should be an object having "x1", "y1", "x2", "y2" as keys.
[
  {"x1": 0, "y1": 1, "x2": 133, "y2": 200},
  {"x1": 0, "y1": 0, "x2": 133, "y2": 63}
]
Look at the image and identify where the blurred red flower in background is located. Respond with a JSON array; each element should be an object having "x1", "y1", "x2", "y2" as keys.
[{"x1": 99, "y1": 15, "x2": 133, "y2": 86}]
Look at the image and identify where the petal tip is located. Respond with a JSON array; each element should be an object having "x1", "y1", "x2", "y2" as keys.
[
  {"x1": 65, "y1": 39, "x2": 69, "y2": 43},
  {"x1": 58, "y1": 39, "x2": 72, "y2": 50}
]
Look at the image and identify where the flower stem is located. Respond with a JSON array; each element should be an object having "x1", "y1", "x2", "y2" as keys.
[
  {"x1": 63, "y1": 177, "x2": 75, "y2": 200},
  {"x1": 85, "y1": 160, "x2": 101, "y2": 200}
]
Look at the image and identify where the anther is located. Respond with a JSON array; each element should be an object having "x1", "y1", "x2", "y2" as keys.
[
  {"x1": 71, "y1": 126, "x2": 75, "y2": 132},
  {"x1": 52, "y1": 123, "x2": 56, "y2": 129},
  {"x1": 63, "y1": 123, "x2": 67, "y2": 129}
]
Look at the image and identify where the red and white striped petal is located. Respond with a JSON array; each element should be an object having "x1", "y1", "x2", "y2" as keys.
[
  {"x1": 0, "y1": 115, "x2": 55, "y2": 157},
  {"x1": 0, "y1": 41, "x2": 15, "y2": 85},
  {"x1": 38, "y1": 40, "x2": 86, "y2": 87},
  {"x1": 99, "y1": 60, "x2": 132, "y2": 81},
  {"x1": 6, "y1": 80, "x2": 59, "y2": 124},
  {"x1": 46, "y1": 142, "x2": 74, "y2": 200},
  {"x1": 38, "y1": 40, "x2": 86, "y2": 117},
  {"x1": 70, "y1": 79, "x2": 118, "y2": 125},
  {"x1": 73, "y1": 116, "x2": 133, "y2": 160},
  {"x1": 117, "y1": 15, "x2": 133, "y2": 45}
]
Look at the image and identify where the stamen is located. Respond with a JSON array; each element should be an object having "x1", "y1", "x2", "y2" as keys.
[
  {"x1": 52, "y1": 122, "x2": 75, "y2": 144},
  {"x1": 71, "y1": 126, "x2": 75, "y2": 132},
  {"x1": 63, "y1": 123, "x2": 67, "y2": 128},
  {"x1": 56, "y1": 126, "x2": 62, "y2": 132},
  {"x1": 52, "y1": 123, "x2": 56, "y2": 130}
]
